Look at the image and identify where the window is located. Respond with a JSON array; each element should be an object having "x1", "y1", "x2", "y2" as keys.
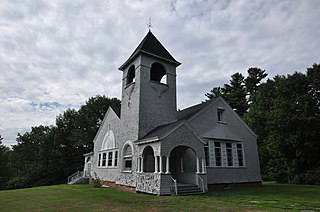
[
  {"x1": 210, "y1": 141, "x2": 245, "y2": 168},
  {"x1": 237, "y1": 144, "x2": 244, "y2": 167},
  {"x1": 150, "y1": 63, "x2": 167, "y2": 84},
  {"x1": 98, "y1": 153, "x2": 101, "y2": 167},
  {"x1": 114, "y1": 151, "x2": 118, "y2": 167},
  {"x1": 122, "y1": 143, "x2": 133, "y2": 171},
  {"x1": 108, "y1": 152, "x2": 113, "y2": 166},
  {"x1": 226, "y1": 143, "x2": 233, "y2": 166},
  {"x1": 204, "y1": 143, "x2": 210, "y2": 166},
  {"x1": 99, "y1": 130, "x2": 118, "y2": 168},
  {"x1": 102, "y1": 153, "x2": 107, "y2": 167},
  {"x1": 217, "y1": 108, "x2": 224, "y2": 122},
  {"x1": 214, "y1": 142, "x2": 222, "y2": 166}
]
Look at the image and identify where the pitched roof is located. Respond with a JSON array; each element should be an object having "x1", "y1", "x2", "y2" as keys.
[
  {"x1": 177, "y1": 100, "x2": 212, "y2": 120},
  {"x1": 141, "y1": 120, "x2": 185, "y2": 140},
  {"x1": 119, "y1": 31, "x2": 181, "y2": 70},
  {"x1": 110, "y1": 105, "x2": 121, "y2": 118}
]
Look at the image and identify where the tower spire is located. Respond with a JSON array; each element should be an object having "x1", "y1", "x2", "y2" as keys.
[{"x1": 147, "y1": 17, "x2": 153, "y2": 31}]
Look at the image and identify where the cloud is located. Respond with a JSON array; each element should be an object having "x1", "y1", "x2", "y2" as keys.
[{"x1": 0, "y1": 0, "x2": 320, "y2": 146}]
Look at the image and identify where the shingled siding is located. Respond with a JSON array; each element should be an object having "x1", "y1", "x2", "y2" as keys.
[{"x1": 187, "y1": 99, "x2": 262, "y2": 184}]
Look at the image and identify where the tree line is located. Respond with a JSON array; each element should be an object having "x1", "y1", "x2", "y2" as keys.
[
  {"x1": 206, "y1": 64, "x2": 320, "y2": 184},
  {"x1": 0, "y1": 96, "x2": 120, "y2": 189},
  {"x1": 0, "y1": 64, "x2": 319, "y2": 190}
]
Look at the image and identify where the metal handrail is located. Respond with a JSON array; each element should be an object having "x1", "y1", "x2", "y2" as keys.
[
  {"x1": 197, "y1": 175, "x2": 205, "y2": 193},
  {"x1": 170, "y1": 177, "x2": 178, "y2": 195},
  {"x1": 68, "y1": 170, "x2": 84, "y2": 184}
]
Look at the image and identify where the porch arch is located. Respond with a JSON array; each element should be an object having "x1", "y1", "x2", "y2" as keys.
[
  {"x1": 142, "y1": 146, "x2": 155, "y2": 173},
  {"x1": 169, "y1": 145, "x2": 197, "y2": 184}
]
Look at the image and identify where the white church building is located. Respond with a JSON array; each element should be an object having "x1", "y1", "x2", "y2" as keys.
[{"x1": 80, "y1": 31, "x2": 262, "y2": 195}]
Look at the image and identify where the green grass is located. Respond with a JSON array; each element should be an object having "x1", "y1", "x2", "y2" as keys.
[{"x1": 0, "y1": 182, "x2": 319, "y2": 211}]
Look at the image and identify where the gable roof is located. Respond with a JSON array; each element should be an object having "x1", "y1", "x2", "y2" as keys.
[
  {"x1": 111, "y1": 105, "x2": 121, "y2": 118},
  {"x1": 177, "y1": 100, "x2": 211, "y2": 120},
  {"x1": 119, "y1": 31, "x2": 181, "y2": 70},
  {"x1": 184, "y1": 96, "x2": 257, "y2": 138},
  {"x1": 141, "y1": 120, "x2": 185, "y2": 140},
  {"x1": 137, "y1": 120, "x2": 206, "y2": 145},
  {"x1": 92, "y1": 106, "x2": 120, "y2": 143}
]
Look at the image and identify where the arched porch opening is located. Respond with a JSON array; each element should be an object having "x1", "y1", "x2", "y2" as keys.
[
  {"x1": 142, "y1": 146, "x2": 155, "y2": 173},
  {"x1": 169, "y1": 146, "x2": 197, "y2": 184}
]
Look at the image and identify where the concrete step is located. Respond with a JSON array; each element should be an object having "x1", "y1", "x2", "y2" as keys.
[{"x1": 176, "y1": 184, "x2": 204, "y2": 196}]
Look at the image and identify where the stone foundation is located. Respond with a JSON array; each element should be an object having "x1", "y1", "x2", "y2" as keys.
[{"x1": 208, "y1": 181, "x2": 262, "y2": 191}]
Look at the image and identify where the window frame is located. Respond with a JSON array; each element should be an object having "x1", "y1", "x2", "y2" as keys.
[{"x1": 209, "y1": 140, "x2": 245, "y2": 168}]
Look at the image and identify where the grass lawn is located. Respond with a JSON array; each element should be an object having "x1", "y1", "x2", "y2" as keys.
[{"x1": 0, "y1": 182, "x2": 319, "y2": 211}]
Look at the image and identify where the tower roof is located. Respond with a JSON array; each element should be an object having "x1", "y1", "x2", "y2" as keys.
[{"x1": 119, "y1": 31, "x2": 181, "y2": 70}]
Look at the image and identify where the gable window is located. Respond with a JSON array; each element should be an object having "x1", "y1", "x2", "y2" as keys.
[
  {"x1": 122, "y1": 142, "x2": 133, "y2": 171},
  {"x1": 150, "y1": 62, "x2": 167, "y2": 84},
  {"x1": 126, "y1": 65, "x2": 135, "y2": 85},
  {"x1": 214, "y1": 142, "x2": 222, "y2": 167},
  {"x1": 217, "y1": 108, "x2": 224, "y2": 122},
  {"x1": 226, "y1": 143, "x2": 233, "y2": 166},
  {"x1": 98, "y1": 130, "x2": 118, "y2": 168},
  {"x1": 237, "y1": 144, "x2": 244, "y2": 167}
]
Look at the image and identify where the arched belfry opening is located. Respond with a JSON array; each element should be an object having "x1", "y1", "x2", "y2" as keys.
[
  {"x1": 142, "y1": 146, "x2": 155, "y2": 173},
  {"x1": 127, "y1": 65, "x2": 135, "y2": 85},
  {"x1": 150, "y1": 62, "x2": 167, "y2": 84}
]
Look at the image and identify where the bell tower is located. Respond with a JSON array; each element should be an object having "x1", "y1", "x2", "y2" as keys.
[{"x1": 119, "y1": 31, "x2": 181, "y2": 140}]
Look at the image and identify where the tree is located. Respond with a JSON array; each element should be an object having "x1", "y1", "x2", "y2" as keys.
[
  {"x1": 245, "y1": 65, "x2": 320, "y2": 184},
  {"x1": 0, "y1": 136, "x2": 10, "y2": 189},
  {"x1": 6, "y1": 95, "x2": 121, "y2": 189},
  {"x1": 222, "y1": 72, "x2": 248, "y2": 116},
  {"x1": 205, "y1": 87, "x2": 223, "y2": 100},
  {"x1": 245, "y1": 67, "x2": 268, "y2": 102}
]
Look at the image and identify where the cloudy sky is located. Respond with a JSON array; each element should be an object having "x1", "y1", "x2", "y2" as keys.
[{"x1": 1, "y1": 0, "x2": 320, "y2": 147}]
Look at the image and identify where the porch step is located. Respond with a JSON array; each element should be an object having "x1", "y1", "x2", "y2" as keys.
[
  {"x1": 69, "y1": 177, "x2": 89, "y2": 185},
  {"x1": 176, "y1": 184, "x2": 204, "y2": 196}
]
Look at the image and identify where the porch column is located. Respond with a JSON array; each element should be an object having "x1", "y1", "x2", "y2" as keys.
[
  {"x1": 196, "y1": 157, "x2": 200, "y2": 173},
  {"x1": 165, "y1": 156, "x2": 170, "y2": 174},
  {"x1": 159, "y1": 156, "x2": 163, "y2": 173},
  {"x1": 141, "y1": 157, "x2": 144, "y2": 173},
  {"x1": 202, "y1": 158, "x2": 206, "y2": 173},
  {"x1": 180, "y1": 157, "x2": 184, "y2": 172},
  {"x1": 154, "y1": 156, "x2": 158, "y2": 173},
  {"x1": 139, "y1": 157, "x2": 142, "y2": 173}
]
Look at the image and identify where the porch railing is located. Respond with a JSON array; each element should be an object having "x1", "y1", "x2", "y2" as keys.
[
  {"x1": 170, "y1": 177, "x2": 178, "y2": 195},
  {"x1": 197, "y1": 175, "x2": 205, "y2": 193},
  {"x1": 68, "y1": 170, "x2": 84, "y2": 184}
]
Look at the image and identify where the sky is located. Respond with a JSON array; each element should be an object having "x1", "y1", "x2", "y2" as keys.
[{"x1": 1, "y1": 0, "x2": 320, "y2": 147}]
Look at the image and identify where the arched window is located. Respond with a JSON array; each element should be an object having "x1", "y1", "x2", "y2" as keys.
[
  {"x1": 98, "y1": 130, "x2": 118, "y2": 168},
  {"x1": 127, "y1": 65, "x2": 135, "y2": 85},
  {"x1": 150, "y1": 62, "x2": 167, "y2": 84},
  {"x1": 142, "y1": 146, "x2": 155, "y2": 173},
  {"x1": 122, "y1": 141, "x2": 133, "y2": 171},
  {"x1": 101, "y1": 130, "x2": 115, "y2": 150}
]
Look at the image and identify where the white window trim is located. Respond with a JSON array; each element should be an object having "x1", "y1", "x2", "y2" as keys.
[
  {"x1": 97, "y1": 149, "x2": 119, "y2": 169},
  {"x1": 209, "y1": 140, "x2": 246, "y2": 168}
]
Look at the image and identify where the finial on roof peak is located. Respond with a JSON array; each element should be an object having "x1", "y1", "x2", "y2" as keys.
[{"x1": 147, "y1": 17, "x2": 153, "y2": 31}]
